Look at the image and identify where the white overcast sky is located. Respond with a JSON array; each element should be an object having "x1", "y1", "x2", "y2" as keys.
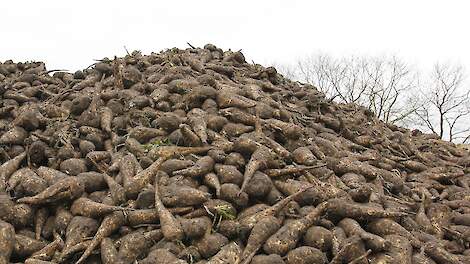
[{"x1": 1, "y1": 0, "x2": 469, "y2": 72}]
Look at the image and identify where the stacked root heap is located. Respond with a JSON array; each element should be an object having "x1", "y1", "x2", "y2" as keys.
[{"x1": 1, "y1": 44, "x2": 470, "y2": 264}]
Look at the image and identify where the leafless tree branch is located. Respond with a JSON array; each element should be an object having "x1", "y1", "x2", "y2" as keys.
[{"x1": 276, "y1": 55, "x2": 470, "y2": 142}]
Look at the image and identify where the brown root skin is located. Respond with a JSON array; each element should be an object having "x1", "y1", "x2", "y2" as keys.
[
  {"x1": 222, "y1": 123, "x2": 254, "y2": 138},
  {"x1": 239, "y1": 216, "x2": 281, "y2": 264},
  {"x1": 366, "y1": 218, "x2": 422, "y2": 248},
  {"x1": 347, "y1": 185, "x2": 372, "y2": 203},
  {"x1": 129, "y1": 126, "x2": 166, "y2": 144},
  {"x1": 76, "y1": 172, "x2": 106, "y2": 193},
  {"x1": 41, "y1": 216, "x2": 55, "y2": 240},
  {"x1": 207, "y1": 129, "x2": 232, "y2": 146},
  {"x1": 442, "y1": 200, "x2": 470, "y2": 209},
  {"x1": 180, "y1": 217, "x2": 212, "y2": 239},
  {"x1": 178, "y1": 246, "x2": 203, "y2": 263},
  {"x1": 0, "y1": 106, "x2": 15, "y2": 117},
  {"x1": 161, "y1": 184, "x2": 211, "y2": 207},
  {"x1": 204, "y1": 173, "x2": 221, "y2": 197},
  {"x1": 238, "y1": 204, "x2": 270, "y2": 221},
  {"x1": 0, "y1": 126, "x2": 28, "y2": 145},
  {"x1": 16, "y1": 177, "x2": 85, "y2": 205},
  {"x1": 100, "y1": 107, "x2": 113, "y2": 134},
  {"x1": 28, "y1": 235, "x2": 63, "y2": 261},
  {"x1": 34, "y1": 208, "x2": 48, "y2": 240},
  {"x1": 35, "y1": 166, "x2": 68, "y2": 186},
  {"x1": 56, "y1": 240, "x2": 92, "y2": 263},
  {"x1": 180, "y1": 123, "x2": 203, "y2": 146},
  {"x1": 155, "y1": 113, "x2": 183, "y2": 132},
  {"x1": 114, "y1": 154, "x2": 136, "y2": 186},
  {"x1": 159, "y1": 159, "x2": 194, "y2": 175},
  {"x1": 426, "y1": 203, "x2": 452, "y2": 237},
  {"x1": 27, "y1": 140, "x2": 48, "y2": 166},
  {"x1": 303, "y1": 226, "x2": 332, "y2": 252},
  {"x1": 140, "y1": 248, "x2": 187, "y2": 264},
  {"x1": 412, "y1": 252, "x2": 440, "y2": 264},
  {"x1": 292, "y1": 147, "x2": 316, "y2": 166},
  {"x1": 216, "y1": 91, "x2": 256, "y2": 109},
  {"x1": 329, "y1": 235, "x2": 367, "y2": 264},
  {"x1": 195, "y1": 233, "x2": 229, "y2": 259},
  {"x1": 13, "y1": 234, "x2": 48, "y2": 259},
  {"x1": 85, "y1": 150, "x2": 111, "y2": 165},
  {"x1": 70, "y1": 197, "x2": 132, "y2": 218},
  {"x1": 338, "y1": 218, "x2": 390, "y2": 252},
  {"x1": 220, "y1": 183, "x2": 249, "y2": 208},
  {"x1": 218, "y1": 219, "x2": 242, "y2": 239},
  {"x1": 219, "y1": 107, "x2": 257, "y2": 126},
  {"x1": 263, "y1": 202, "x2": 327, "y2": 256},
  {"x1": 324, "y1": 198, "x2": 408, "y2": 221},
  {"x1": 205, "y1": 241, "x2": 241, "y2": 264},
  {"x1": 117, "y1": 230, "x2": 160, "y2": 264},
  {"x1": 367, "y1": 252, "x2": 395, "y2": 264},
  {"x1": 125, "y1": 137, "x2": 146, "y2": 158},
  {"x1": 124, "y1": 157, "x2": 167, "y2": 199},
  {"x1": 188, "y1": 109, "x2": 209, "y2": 144},
  {"x1": 215, "y1": 164, "x2": 244, "y2": 186},
  {"x1": 0, "y1": 152, "x2": 26, "y2": 191},
  {"x1": 239, "y1": 146, "x2": 272, "y2": 195},
  {"x1": 415, "y1": 199, "x2": 434, "y2": 234},
  {"x1": 244, "y1": 172, "x2": 273, "y2": 199},
  {"x1": 239, "y1": 187, "x2": 312, "y2": 231},
  {"x1": 265, "y1": 185, "x2": 285, "y2": 205},
  {"x1": 331, "y1": 226, "x2": 346, "y2": 256},
  {"x1": 101, "y1": 238, "x2": 124, "y2": 264},
  {"x1": 385, "y1": 234, "x2": 413, "y2": 264},
  {"x1": 286, "y1": 246, "x2": 327, "y2": 264},
  {"x1": 147, "y1": 145, "x2": 212, "y2": 161},
  {"x1": 207, "y1": 115, "x2": 229, "y2": 132},
  {"x1": 173, "y1": 156, "x2": 215, "y2": 178},
  {"x1": 0, "y1": 220, "x2": 15, "y2": 264},
  {"x1": 124, "y1": 207, "x2": 192, "y2": 226},
  {"x1": 208, "y1": 148, "x2": 227, "y2": 163},
  {"x1": 53, "y1": 205, "x2": 73, "y2": 237},
  {"x1": 59, "y1": 158, "x2": 87, "y2": 176},
  {"x1": 250, "y1": 254, "x2": 285, "y2": 264},
  {"x1": 424, "y1": 242, "x2": 463, "y2": 264},
  {"x1": 274, "y1": 179, "x2": 344, "y2": 206},
  {"x1": 264, "y1": 164, "x2": 326, "y2": 178},
  {"x1": 8, "y1": 167, "x2": 48, "y2": 197},
  {"x1": 63, "y1": 216, "x2": 99, "y2": 253},
  {"x1": 103, "y1": 173, "x2": 126, "y2": 205},
  {"x1": 76, "y1": 211, "x2": 127, "y2": 264},
  {"x1": 155, "y1": 174, "x2": 184, "y2": 242},
  {"x1": 265, "y1": 119, "x2": 302, "y2": 139},
  {"x1": 453, "y1": 213, "x2": 470, "y2": 226},
  {"x1": 262, "y1": 136, "x2": 291, "y2": 160}
]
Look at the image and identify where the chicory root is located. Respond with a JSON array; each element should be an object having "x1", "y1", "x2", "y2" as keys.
[
  {"x1": 1, "y1": 45, "x2": 470, "y2": 264},
  {"x1": 154, "y1": 174, "x2": 184, "y2": 241},
  {"x1": 263, "y1": 202, "x2": 327, "y2": 256}
]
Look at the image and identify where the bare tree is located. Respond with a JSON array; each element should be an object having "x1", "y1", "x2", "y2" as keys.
[
  {"x1": 364, "y1": 56, "x2": 419, "y2": 124},
  {"x1": 271, "y1": 63, "x2": 298, "y2": 80},
  {"x1": 292, "y1": 54, "x2": 419, "y2": 125},
  {"x1": 296, "y1": 53, "x2": 339, "y2": 98},
  {"x1": 413, "y1": 63, "x2": 470, "y2": 142},
  {"x1": 276, "y1": 54, "x2": 470, "y2": 142}
]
